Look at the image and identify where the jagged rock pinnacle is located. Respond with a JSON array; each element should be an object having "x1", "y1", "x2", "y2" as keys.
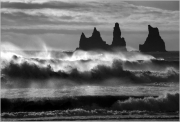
[
  {"x1": 139, "y1": 25, "x2": 166, "y2": 52},
  {"x1": 113, "y1": 22, "x2": 121, "y2": 37},
  {"x1": 77, "y1": 22, "x2": 127, "y2": 51},
  {"x1": 111, "y1": 22, "x2": 127, "y2": 51}
]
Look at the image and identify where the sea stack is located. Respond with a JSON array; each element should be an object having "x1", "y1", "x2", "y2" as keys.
[
  {"x1": 139, "y1": 25, "x2": 166, "y2": 52},
  {"x1": 111, "y1": 23, "x2": 127, "y2": 51},
  {"x1": 78, "y1": 27, "x2": 109, "y2": 51},
  {"x1": 77, "y1": 22, "x2": 127, "y2": 51}
]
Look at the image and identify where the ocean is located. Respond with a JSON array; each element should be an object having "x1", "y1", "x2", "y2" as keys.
[{"x1": 1, "y1": 50, "x2": 179, "y2": 121}]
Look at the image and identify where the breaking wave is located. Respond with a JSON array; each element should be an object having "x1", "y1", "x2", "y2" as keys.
[
  {"x1": 112, "y1": 92, "x2": 179, "y2": 112},
  {"x1": 1, "y1": 59, "x2": 179, "y2": 86},
  {"x1": 1, "y1": 92, "x2": 179, "y2": 113},
  {"x1": 1, "y1": 49, "x2": 179, "y2": 88}
]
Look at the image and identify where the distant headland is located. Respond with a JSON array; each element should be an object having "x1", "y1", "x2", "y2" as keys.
[{"x1": 76, "y1": 22, "x2": 167, "y2": 52}]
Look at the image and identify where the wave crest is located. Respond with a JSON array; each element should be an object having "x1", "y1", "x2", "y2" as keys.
[
  {"x1": 1, "y1": 50, "x2": 179, "y2": 87},
  {"x1": 112, "y1": 93, "x2": 179, "y2": 112}
]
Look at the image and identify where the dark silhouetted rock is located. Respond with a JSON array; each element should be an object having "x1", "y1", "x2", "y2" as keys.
[
  {"x1": 77, "y1": 23, "x2": 127, "y2": 51},
  {"x1": 78, "y1": 27, "x2": 109, "y2": 51},
  {"x1": 139, "y1": 25, "x2": 166, "y2": 52},
  {"x1": 111, "y1": 23, "x2": 127, "y2": 51}
]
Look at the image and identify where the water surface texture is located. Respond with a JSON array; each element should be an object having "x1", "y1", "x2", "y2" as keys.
[{"x1": 1, "y1": 50, "x2": 179, "y2": 121}]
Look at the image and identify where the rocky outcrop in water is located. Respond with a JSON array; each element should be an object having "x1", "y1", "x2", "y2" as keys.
[
  {"x1": 139, "y1": 25, "x2": 166, "y2": 52},
  {"x1": 111, "y1": 23, "x2": 126, "y2": 51},
  {"x1": 78, "y1": 27, "x2": 109, "y2": 51},
  {"x1": 77, "y1": 23, "x2": 127, "y2": 51}
]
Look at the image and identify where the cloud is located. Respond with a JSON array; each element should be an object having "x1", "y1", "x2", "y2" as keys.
[
  {"x1": 1, "y1": 1, "x2": 92, "y2": 10},
  {"x1": 1, "y1": 0, "x2": 179, "y2": 51},
  {"x1": 1, "y1": 1, "x2": 179, "y2": 33},
  {"x1": 1, "y1": 12, "x2": 105, "y2": 28},
  {"x1": 126, "y1": 1, "x2": 179, "y2": 11}
]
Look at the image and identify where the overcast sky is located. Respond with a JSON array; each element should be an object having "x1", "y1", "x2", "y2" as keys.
[{"x1": 1, "y1": 0, "x2": 179, "y2": 51}]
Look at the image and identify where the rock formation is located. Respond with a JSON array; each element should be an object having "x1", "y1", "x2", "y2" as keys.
[
  {"x1": 111, "y1": 23, "x2": 127, "y2": 51},
  {"x1": 77, "y1": 23, "x2": 127, "y2": 51},
  {"x1": 139, "y1": 25, "x2": 166, "y2": 52},
  {"x1": 78, "y1": 27, "x2": 109, "y2": 50}
]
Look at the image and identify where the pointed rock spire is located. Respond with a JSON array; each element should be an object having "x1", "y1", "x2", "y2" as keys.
[
  {"x1": 148, "y1": 25, "x2": 159, "y2": 36},
  {"x1": 93, "y1": 27, "x2": 97, "y2": 32},
  {"x1": 81, "y1": 32, "x2": 86, "y2": 38},
  {"x1": 77, "y1": 22, "x2": 127, "y2": 51},
  {"x1": 92, "y1": 27, "x2": 100, "y2": 37},
  {"x1": 139, "y1": 25, "x2": 166, "y2": 52},
  {"x1": 113, "y1": 22, "x2": 121, "y2": 38},
  {"x1": 111, "y1": 22, "x2": 127, "y2": 51},
  {"x1": 79, "y1": 32, "x2": 87, "y2": 48}
]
